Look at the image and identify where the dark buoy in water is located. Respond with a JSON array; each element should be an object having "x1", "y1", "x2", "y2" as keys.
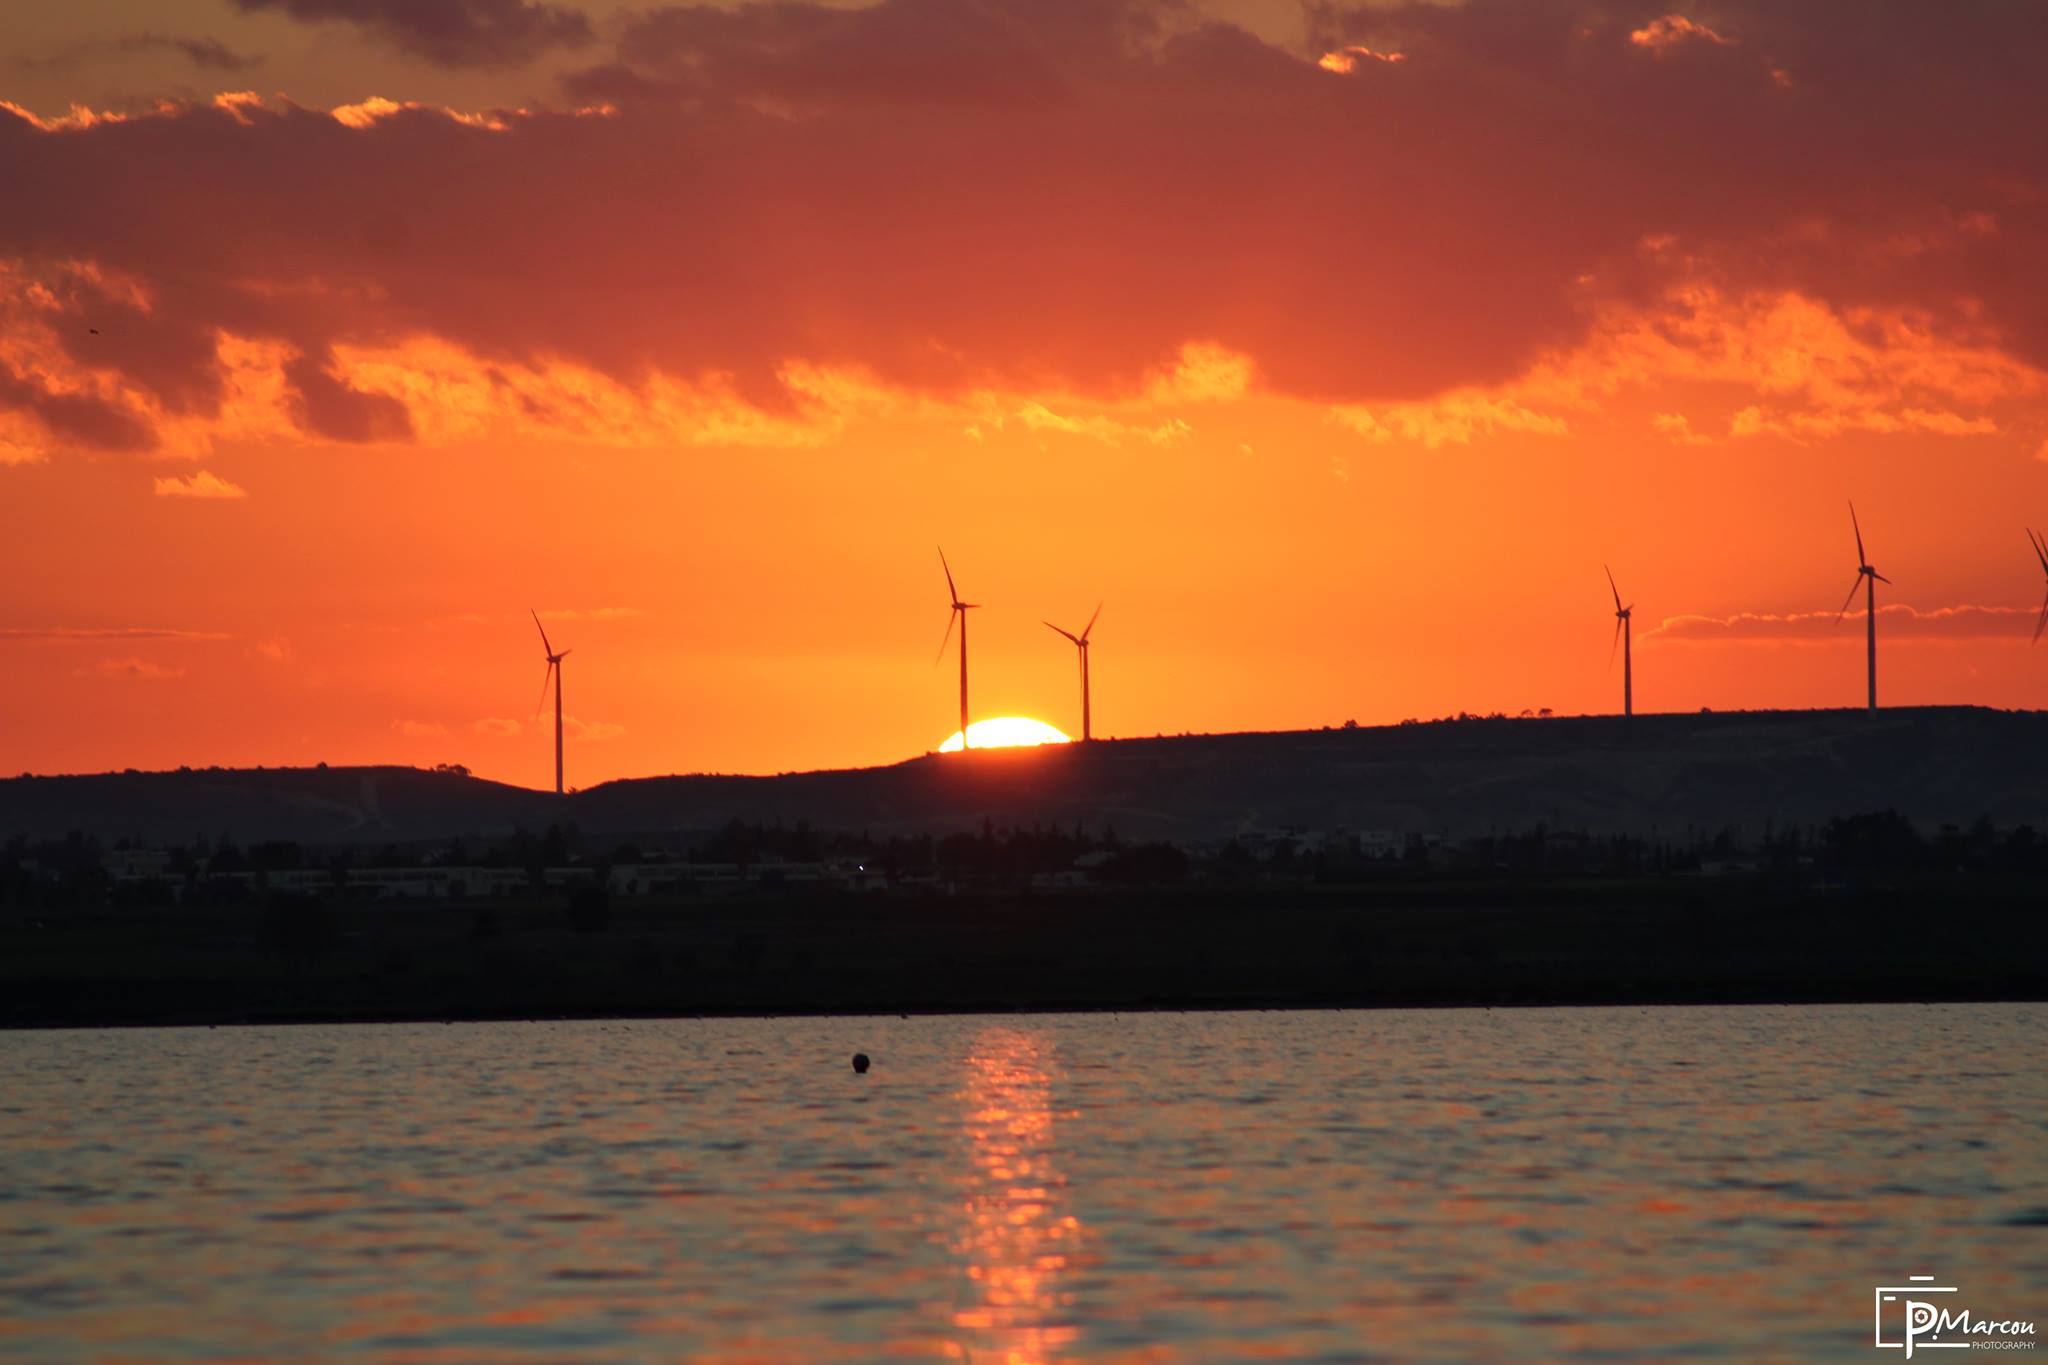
[{"x1": 851, "y1": 1052, "x2": 870, "y2": 1074}]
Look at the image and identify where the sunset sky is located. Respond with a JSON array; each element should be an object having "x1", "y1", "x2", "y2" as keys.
[{"x1": 4, "y1": 0, "x2": 2047, "y2": 789}]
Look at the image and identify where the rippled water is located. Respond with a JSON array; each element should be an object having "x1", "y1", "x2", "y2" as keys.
[{"x1": 2, "y1": 1005, "x2": 2044, "y2": 1362}]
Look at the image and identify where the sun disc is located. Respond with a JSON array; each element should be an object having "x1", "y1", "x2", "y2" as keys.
[{"x1": 939, "y1": 716, "x2": 1072, "y2": 752}]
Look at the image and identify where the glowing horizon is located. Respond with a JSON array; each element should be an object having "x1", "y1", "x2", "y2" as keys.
[{"x1": 938, "y1": 718, "x2": 1074, "y2": 754}]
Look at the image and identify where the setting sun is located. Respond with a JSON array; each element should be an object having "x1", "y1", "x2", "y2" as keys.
[{"x1": 939, "y1": 717, "x2": 1072, "y2": 752}]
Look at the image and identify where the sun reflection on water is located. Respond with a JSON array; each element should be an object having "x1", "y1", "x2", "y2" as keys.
[{"x1": 952, "y1": 1029, "x2": 1082, "y2": 1365}]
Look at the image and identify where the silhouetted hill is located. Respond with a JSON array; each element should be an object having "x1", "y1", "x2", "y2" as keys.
[
  {"x1": 0, "y1": 765, "x2": 546, "y2": 847},
  {"x1": 5, "y1": 707, "x2": 2046, "y2": 847},
  {"x1": 578, "y1": 707, "x2": 2048, "y2": 844}
]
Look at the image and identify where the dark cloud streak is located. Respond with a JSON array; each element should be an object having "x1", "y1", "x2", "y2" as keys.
[
  {"x1": 283, "y1": 351, "x2": 415, "y2": 443},
  {"x1": 15, "y1": 33, "x2": 262, "y2": 74},
  {"x1": 0, "y1": 627, "x2": 232, "y2": 641},
  {"x1": 0, "y1": 360, "x2": 156, "y2": 452},
  {"x1": 231, "y1": 0, "x2": 593, "y2": 69}
]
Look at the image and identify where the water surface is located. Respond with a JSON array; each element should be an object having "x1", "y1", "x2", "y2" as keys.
[{"x1": 2, "y1": 1005, "x2": 2043, "y2": 1361}]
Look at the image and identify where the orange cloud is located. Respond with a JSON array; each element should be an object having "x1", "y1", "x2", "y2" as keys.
[
  {"x1": 1331, "y1": 394, "x2": 1569, "y2": 448},
  {"x1": 330, "y1": 337, "x2": 848, "y2": 449},
  {"x1": 976, "y1": 400, "x2": 1190, "y2": 448},
  {"x1": 0, "y1": 100, "x2": 138, "y2": 133},
  {"x1": 1629, "y1": 16, "x2": 1735, "y2": 51},
  {"x1": 1645, "y1": 603, "x2": 2041, "y2": 644},
  {"x1": 80, "y1": 656, "x2": 184, "y2": 680},
  {"x1": 1318, "y1": 46, "x2": 1406, "y2": 74},
  {"x1": 153, "y1": 470, "x2": 247, "y2": 499},
  {"x1": 1652, "y1": 412, "x2": 1714, "y2": 444},
  {"x1": 1511, "y1": 286, "x2": 2044, "y2": 446},
  {"x1": 4, "y1": 0, "x2": 2044, "y2": 460},
  {"x1": 1143, "y1": 343, "x2": 1254, "y2": 405},
  {"x1": 330, "y1": 96, "x2": 513, "y2": 132}
]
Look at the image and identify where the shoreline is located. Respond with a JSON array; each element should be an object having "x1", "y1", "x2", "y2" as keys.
[{"x1": 7, "y1": 989, "x2": 2041, "y2": 1033}]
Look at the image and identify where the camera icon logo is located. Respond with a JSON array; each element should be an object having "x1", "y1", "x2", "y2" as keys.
[{"x1": 1874, "y1": 1277, "x2": 1963, "y2": 1359}]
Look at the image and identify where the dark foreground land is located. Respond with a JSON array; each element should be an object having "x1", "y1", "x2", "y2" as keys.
[
  {"x1": 5, "y1": 876, "x2": 2042, "y2": 1028},
  {"x1": 8, "y1": 707, "x2": 2048, "y2": 1025}
]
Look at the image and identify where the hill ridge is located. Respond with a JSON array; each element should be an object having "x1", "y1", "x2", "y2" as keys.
[{"x1": 4, "y1": 706, "x2": 2042, "y2": 847}]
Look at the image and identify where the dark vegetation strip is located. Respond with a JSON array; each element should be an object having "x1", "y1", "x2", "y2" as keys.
[{"x1": 4, "y1": 878, "x2": 2042, "y2": 1028}]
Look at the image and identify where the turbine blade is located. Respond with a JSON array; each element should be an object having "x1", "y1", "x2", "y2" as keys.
[
  {"x1": 1836, "y1": 573, "x2": 1864, "y2": 621},
  {"x1": 1850, "y1": 501, "x2": 1866, "y2": 567},
  {"x1": 938, "y1": 547, "x2": 958, "y2": 605},
  {"x1": 531, "y1": 608, "x2": 553, "y2": 658},
  {"x1": 1044, "y1": 621, "x2": 1080, "y2": 645},
  {"x1": 533, "y1": 659, "x2": 555, "y2": 720},
  {"x1": 1608, "y1": 615, "x2": 1622, "y2": 671},
  {"x1": 2032, "y1": 528, "x2": 2048, "y2": 576},
  {"x1": 2036, "y1": 587, "x2": 2048, "y2": 644},
  {"x1": 935, "y1": 606, "x2": 957, "y2": 665},
  {"x1": 1871, "y1": 572, "x2": 1892, "y2": 586},
  {"x1": 1081, "y1": 600, "x2": 1103, "y2": 642},
  {"x1": 1604, "y1": 564, "x2": 1622, "y2": 613}
]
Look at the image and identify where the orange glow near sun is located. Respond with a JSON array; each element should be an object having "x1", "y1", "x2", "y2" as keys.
[{"x1": 939, "y1": 718, "x2": 1073, "y2": 753}]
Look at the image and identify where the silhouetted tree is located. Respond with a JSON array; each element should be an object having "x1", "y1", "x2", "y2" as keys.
[
  {"x1": 1098, "y1": 842, "x2": 1188, "y2": 884},
  {"x1": 1823, "y1": 810, "x2": 1926, "y2": 873}
]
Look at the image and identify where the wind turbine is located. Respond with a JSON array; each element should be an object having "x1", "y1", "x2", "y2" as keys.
[
  {"x1": 2029, "y1": 528, "x2": 2048, "y2": 644},
  {"x1": 1604, "y1": 567, "x2": 1632, "y2": 719},
  {"x1": 936, "y1": 549, "x2": 978, "y2": 749},
  {"x1": 1044, "y1": 602, "x2": 1103, "y2": 741},
  {"x1": 1836, "y1": 503, "x2": 1890, "y2": 712},
  {"x1": 531, "y1": 610, "x2": 569, "y2": 793}
]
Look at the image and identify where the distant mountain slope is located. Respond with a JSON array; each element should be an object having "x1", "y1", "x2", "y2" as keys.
[
  {"x1": 4, "y1": 708, "x2": 2045, "y2": 846},
  {"x1": 0, "y1": 765, "x2": 548, "y2": 846},
  {"x1": 579, "y1": 707, "x2": 2048, "y2": 844}
]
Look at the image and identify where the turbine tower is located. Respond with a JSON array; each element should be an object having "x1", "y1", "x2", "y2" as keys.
[
  {"x1": 1836, "y1": 503, "x2": 1890, "y2": 713},
  {"x1": 2030, "y1": 528, "x2": 2048, "y2": 644},
  {"x1": 1605, "y1": 566, "x2": 1632, "y2": 719},
  {"x1": 937, "y1": 549, "x2": 978, "y2": 748},
  {"x1": 1044, "y1": 602, "x2": 1103, "y2": 741},
  {"x1": 531, "y1": 610, "x2": 570, "y2": 794}
]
